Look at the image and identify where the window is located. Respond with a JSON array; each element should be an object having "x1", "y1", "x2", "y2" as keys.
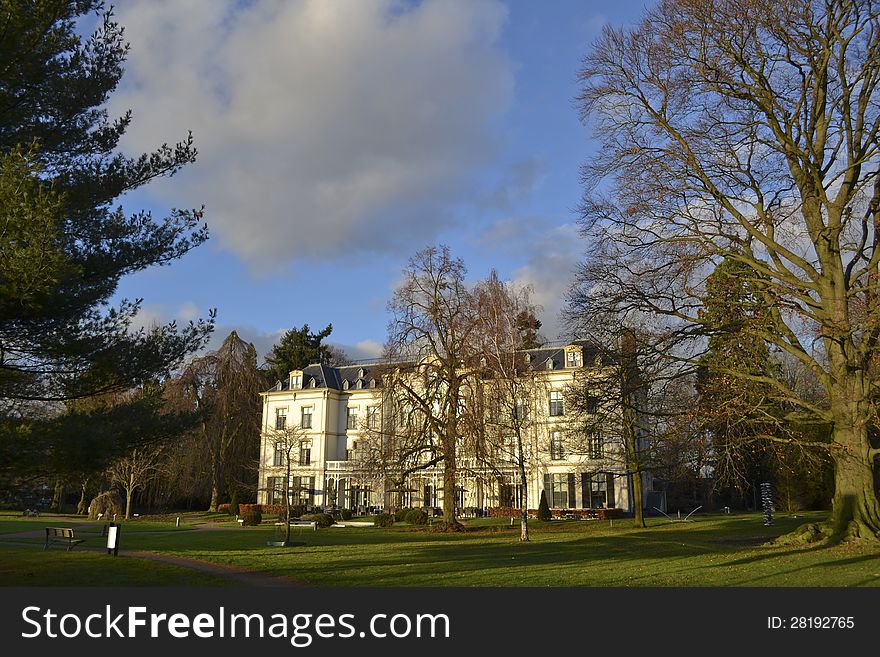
[
  {"x1": 544, "y1": 473, "x2": 576, "y2": 509},
  {"x1": 290, "y1": 374, "x2": 302, "y2": 389},
  {"x1": 299, "y1": 441, "x2": 312, "y2": 466},
  {"x1": 292, "y1": 476, "x2": 315, "y2": 506},
  {"x1": 549, "y1": 391, "x2": 564, "y2": 416},
  {"x1": 582, "y1": 472, "x2": 615, "y2": 508},
  {"x1": 347, "y1": 408, "x2": 358, "y2": 430},
  {"x1": 346, "y1": 441, "x2": 358, "y2": 461},
  {"x1": 588, "y1": 433, "x2": 604, "y2": 459},
  {"x1": 515, "y1": 400, "x2": 530, "y2": 423},
  {"x1": 549, "y1": 431, "x2": 565, "y2": 460},
  {"x1": 367, "y1": 406, "x2": 379, "y2": 429},
  {"x1": 266, "y1": 476, "x2": 282, "y2": 505},
  {"x1": 584, "y1": 394, "x2": 598, "y2": 414},
  {"x1": 273, "y1": 442, "x2": 285, "y2": 467},
  {"x1": 566, "y1": 350, "x2": 580, "y2": 367},
  {"x1": 275, "y1": 407, "x2": 287, "y2": 430},
  {"x1": 301, "y1": 406, "x2": 313, "y2": 429}
]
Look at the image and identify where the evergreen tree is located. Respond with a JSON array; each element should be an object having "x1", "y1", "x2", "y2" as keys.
[
  {"x1": 537, "y1": 489, "x2": 551, "y2": 521},
  {"x1": 265, "y1": 324, "x2": 339, "y2": 382},
  {"x1": 0, "y1": 1, "x2": 212, "y2": 411}
]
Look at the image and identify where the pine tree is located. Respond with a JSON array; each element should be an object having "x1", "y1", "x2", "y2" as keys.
[
  {"x1": 0, "y1": 2, "x2": 212, "y2": 409},
  {"x1": 265, "y1": 324, "x2": 340, "y2": 383}
]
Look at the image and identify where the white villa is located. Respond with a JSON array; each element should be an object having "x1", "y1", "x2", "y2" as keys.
[{"x1": 257, "y1": 342, "x2": 648, "y2": 516}]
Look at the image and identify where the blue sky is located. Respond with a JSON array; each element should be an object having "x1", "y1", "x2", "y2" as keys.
[{"x1": 109, "y1": 0, "x2": 649, "y2": 362}]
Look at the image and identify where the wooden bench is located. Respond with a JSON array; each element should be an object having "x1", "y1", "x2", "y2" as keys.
[{"x1": 44, "y1": 527, "x2": 84, "y2": 551}]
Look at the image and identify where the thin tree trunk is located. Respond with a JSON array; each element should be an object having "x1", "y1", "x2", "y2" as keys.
[
  {"x1": 125, "y1": 482, "x2": 133, "y2": 520},
  {"x1": 76, "y1": 476, "x2": 90, "y2": 515},
  {"x1": 51, "y1": 478, "x2": 63, "y2": 513},
  {"x1": 517, "y1": 435, "x2": 529, "y2": 542}
]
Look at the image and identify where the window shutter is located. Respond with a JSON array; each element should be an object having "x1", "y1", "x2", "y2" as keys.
[
  {"x1": 567, "y1": 473, "x2": 576, "y2": 508},
  {"x1": 581, "y1": 473, "x2": 589, "y2": 509},
  {"x1": 606, "y1": 473, "x2": 615, "y2": 508},
  {"x1": 543, "y1": 473, "x2": 551, "y2": 506}
]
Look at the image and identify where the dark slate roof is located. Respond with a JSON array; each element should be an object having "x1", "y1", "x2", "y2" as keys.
[
  {"x1": 266, "y1": 363, "x2": 381, "y2": 393},
  {"x1": 263, "y1": 340, "x2": 600, "y2": 393},
  {"x1": 521, "y1": 339, "x2": 600, "y2": 372}
]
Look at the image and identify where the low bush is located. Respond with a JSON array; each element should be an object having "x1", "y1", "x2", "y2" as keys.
[
  {"x1": 404, "y1": 509, "x2": 428, "y2": 525},
  {"x1": 300, "y1": 513, "x2": 335, "y2": 528},
  {"x1": 393, "y1": 507, "x2": 411, "y2": 522},
  {"x1": 239, "y1": 504, "x2": 262, "y2": 526},
  {"x1": 374, "y1": 513, "x2": 395, "y2": 528}
]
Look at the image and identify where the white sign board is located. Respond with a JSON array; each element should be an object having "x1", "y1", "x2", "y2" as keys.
[{"x1": 106, "y1": 525, "x2": 119, "y2": 550}]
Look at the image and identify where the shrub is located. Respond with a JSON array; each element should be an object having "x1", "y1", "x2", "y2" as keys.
[
  {"x1": 239, "y1": 504, "x2": 262, "y2": 526},
  {"x1": 537, "y1": 490, "x2": 551, "y2": 521},
  {"x1": 217, "y1": 503, "x2": 230, "y2": 514},
  {"x1": 374, "y1": 513, "x2": 395, "y2": 528},
  {"x1": 301, "y1": 512, "x2": 335, "y2": 528},
  {"x1": 330, "y1": 508, "x2": 353, "y2": 521},
  {"x1": 393, "y1": 507, "x2": 410, "y2": 522},
  {"x1": 404, "y1": 509, "x2": 428, "y2": 525}
]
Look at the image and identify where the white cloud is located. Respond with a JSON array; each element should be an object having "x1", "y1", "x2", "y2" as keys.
[
  {"x1": 112, "y1": 0, "x2": 513, "y2": 270},
  {"x1": 511, "y1": 230, "x2": 581, "y2": 341}
]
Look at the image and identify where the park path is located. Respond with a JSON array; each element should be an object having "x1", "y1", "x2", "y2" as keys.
[{"x1": 0, "y1": 522, "x2": 305, "y2": 588}]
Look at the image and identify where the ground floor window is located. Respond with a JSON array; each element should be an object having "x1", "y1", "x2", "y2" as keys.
[
  {"x1": 499, "y1": 482, "x2": 523, "y2": 508},
  {"x1": 291, "y1": 476, "x2": 315, "y2": 506},
  {"x1": 266, "y1": 476, "x2": 282, "y2": 505},
  {"x1": 582, "y1": 472, "x2": 615, "y2": 508},
  {"x1": 544, "y1": 473, "x2": 576, "y2": 508}
]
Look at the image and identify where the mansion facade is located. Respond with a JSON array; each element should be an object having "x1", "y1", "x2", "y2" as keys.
[{"x1": 257, "y1": 342, "x2": 648, "y2": 515}]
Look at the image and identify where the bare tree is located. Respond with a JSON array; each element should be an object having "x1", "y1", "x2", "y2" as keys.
[
  {"x1": 577, "y1": 0, "x2": 880, "y2": 542},
  {"x1": 381, "y1": 246, "x2": 480, "y2": 529},
  {"x1": 467, "y1": 271, "x2": 542, "y2": 541},
  {"x1": 263, "y1": 423, "x2": 309, "y2": 546},
  {"x1": 108, "y1": 445, "x2": 166, "y2": 520}
]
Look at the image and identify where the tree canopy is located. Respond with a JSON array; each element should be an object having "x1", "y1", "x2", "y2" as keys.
[
  {"x1": 265, "y1": 324, "x2": 345, "y2": 383},
  {"x1": 576, "y1": 0, "x2": 880, "y2": 541},
  {"x1": 0, "y1": 1, "x2": 212, "y2": 412}
]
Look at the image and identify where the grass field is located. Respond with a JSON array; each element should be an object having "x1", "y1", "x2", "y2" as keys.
[
  {"x1": 1, "y1": 510, "x2": 878, "y2": 587},
  {"x1": 0, "y1": 545, "x2": 231, "y2": 586}
]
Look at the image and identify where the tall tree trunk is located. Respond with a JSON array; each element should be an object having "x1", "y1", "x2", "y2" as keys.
[
  {"x1": 827, "y1": 414, "x2": 880, "y2": 539},
  {"x1": 624, "y1": 425, "x2": 645, "y2": 528},
  {"x1": 781, "y1": 371, "x2": 880, "y2": 543},
  {"x1": 517, "y1": 435, "x2": 529, "y2": 542},
  {"x1": 125, "y1": 481, "x2": 133, "y2": 520},
  {"x1": 442, "y1": 434, "x2": 457, "y2": 526},
  {"x1": 76, "y1": 476, "x2": 90, "y2": 515},
  {"x1": 51, "y1": 478, "x2": 63, "y2": 513}
]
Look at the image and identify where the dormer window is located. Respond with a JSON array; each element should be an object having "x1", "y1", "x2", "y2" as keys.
[
  {"x1": 546, "y1": 358, "x2": 554, "y2": 370},
  {"x1": 525, "y1": 353, "x2": 531, "y2": 364},
  {"x1": 480, "y1": 357, "x2": 487, "y2": 368},
  {"x1": 369, "y1": 378, "x2": 376, "y2": 388},
  {"x1": 289, "y1": 371, "x2": 302, "y2": 389},
  {"x1": 355, "y1": 379, "x2": 363, "y2": 389},
  {"x1": 342, "y1": 380, "x2": 350, "y2": 390},
  {"x1": 308, "y1": 377, "x2": 317, "y2": 388},
  {"x1": 565, "y1": 347, "x2": 583, "y2": 368},
  {"x1": 357, "y1": 368, "x2": 365, "y2": 379}
]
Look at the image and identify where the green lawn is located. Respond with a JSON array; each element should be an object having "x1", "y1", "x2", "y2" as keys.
[
  {"x1": 2, "y1": 511, "x2": 878, "y2": 587},
  {"x1": 0, "y1": 545, "x2": 231, "y2": 586}
]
